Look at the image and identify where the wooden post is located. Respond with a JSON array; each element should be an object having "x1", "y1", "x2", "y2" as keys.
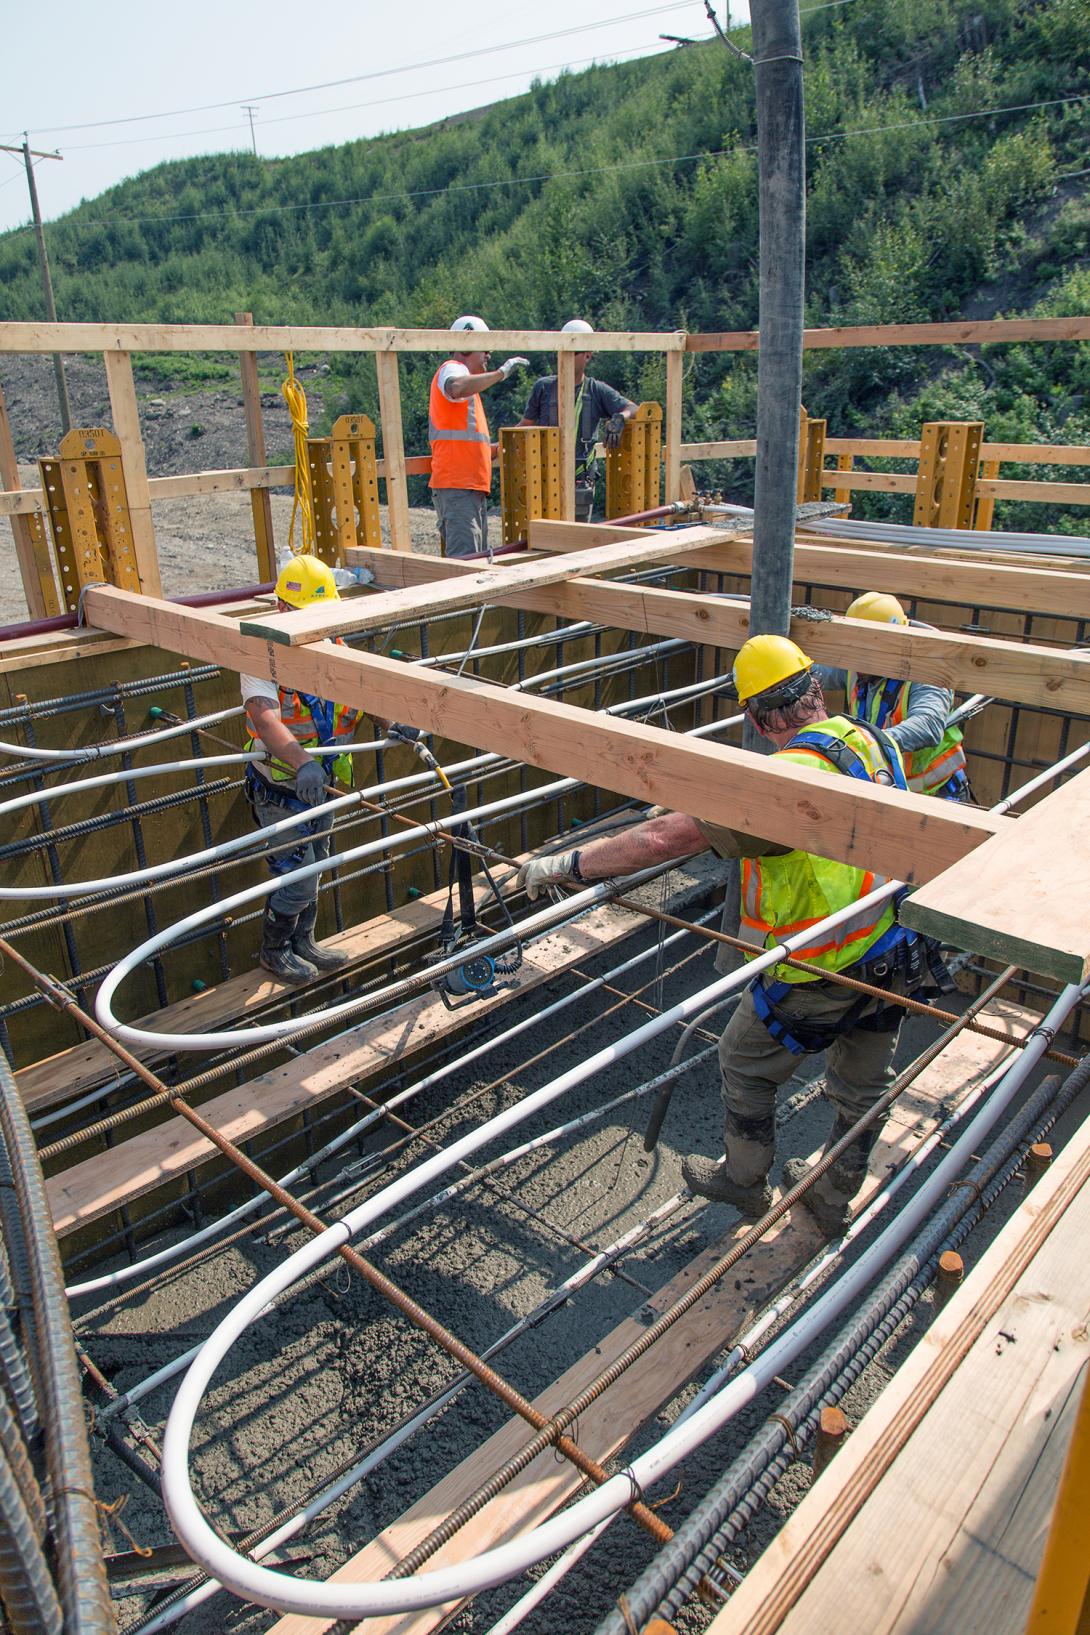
[
  {"x1": 812, "y1": 1405, "x2": 848, "y2": 1478},
  {"x1": 234, "y1": 311, "x2": 276, "y2": 581},
  {"x1": 935, "y1": 1249, "x2": 964, "y2": 1313},
  {"x1": 833, "y1": 451, "x2": 854, "y2": 508},
  {"x1": 0, "y1": 376, "x2": 60, "y2": 617},
  {"x1": 664, "y1": 349, "x2": 683, "y2": 502},
  {"x1": 557, "y1": 348, "x2": 576, "y2": 522},
  {"x1": 375, "y1": 350, "x2": 412, "y2": 551},
  {"x1": 974, "y1": 456, "x2": 1000, "y2": 530},
  {"x1": 104, "y1": 350, "x2": 162, "y2": 597}
]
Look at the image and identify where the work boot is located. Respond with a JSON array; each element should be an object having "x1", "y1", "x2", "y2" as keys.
[
  {"x1": 682, "y1": 1112, "x2": 775, "y2": 1215},
  {"x1": 291, "y1": 903, "x2": 348, "y2": 972},
  {"x1": 782, "y1": 1113, "x2": 879, "y2": 1236},
  {"x1": 259, "y1": 905, "x2": 318, "y2": 983}
]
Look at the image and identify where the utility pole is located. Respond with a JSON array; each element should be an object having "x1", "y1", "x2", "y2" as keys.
[
  {"x1": 242, "y1": 105, "x2": 260, "y2": 156},
  {"x1": 1, "y1": 136, "x2": 72, "y2": 434}
]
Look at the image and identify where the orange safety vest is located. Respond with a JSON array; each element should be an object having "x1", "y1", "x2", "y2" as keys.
[
  {"x1": 429, "y1": 362, "x2": 492, "y2": 493},
  {"x1": 847, "y1": 672, "x2": 967, "y2": 795},
  {"x1": 245, "y1": 640, "x2": 362, "y2": 786}
]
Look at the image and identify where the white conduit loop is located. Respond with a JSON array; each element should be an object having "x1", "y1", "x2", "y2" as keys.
[
  {"x1": 160, "y1": 880, "x2": 908, "y2": 1618},
  {"x1": 66, "y1": 910, "x2": 719, "y2": 1301},
  {"x1": 161, "y1": 971, "x2": 1085, "y2": 1618},
  {"x1": 0, "y1": 705, "x2": 246, "y2": 764}
]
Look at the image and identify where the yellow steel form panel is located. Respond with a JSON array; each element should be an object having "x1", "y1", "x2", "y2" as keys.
[
  {"x1": 499, "y1": 424, "x2": 561, "y2": 545},
  {"x1": 974, "y1": 456, "x2": 1001, "y2": 530},
  {"x1": 304, "y1": 436, "x2": 341, "y2": 567},
  {"x1": 914, "y1": 420, "x2": 985, "y2": 529},
  {"x1": 797, "y1": 407, "x2": 827, "y2": 503},
  {"x1": 605, "y1": 400, "x2": 662, "y2": 522},
  {"x1": 1024, "y1": 1363, "x2": 1090, "y2": 1635},
  {"x1": 330, "y1": 414, "x2": 382, "y2": 556},
  {"x1": 38, "y1": 429, "x2": 141, "y2": 614},
  {"x1": 833, "y1": 451, "x2": 854, "y2": 508}
]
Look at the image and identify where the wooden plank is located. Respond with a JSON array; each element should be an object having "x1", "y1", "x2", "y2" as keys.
[
  {"x1": 525, "y1": 518, "x2": 1090, "y2": 619},
  {"x1": 664, "y1": 350, "x2": 683, "y2": 502},
  {"x1": 709, "y1": 1100, "x2": 1090, "y2": 1635},
  {"x1": 375, "y1": 350, "x2": 412, "y2": 551},
  {"x1": 0, "y1": 377, "x2": 58, "y2": 617},
  {"x1": 979, "y1": 441, "x2": 1090, "y2": 466},
  {"x1": 0, "y1": 324, "x2": 687, "y2": 356},
  {"x1": 901, "y1": 764, "x2": 1090, "y2": 983},
  {"x1": 46, "y1": 901, "x2": 644, "y2": 1236},
  {"x1": 239, "y1": 529, "x2": 748, "y2": 646},
  {"x1": 267, "y1": 998, "x2": 1029, "y2": 1635},
  {"x1": 977, "y1": 477, "x2": 1090, "y2": 505},
  {"x1": 824, "y1": 437, "x2": 921, "y2": 459},
  {"x1": 685, "y1": 317, "x2": 1090, "y2": 353},
  {"x1": 85, "y1": 586, "x2": 1004, "y2": 887},
  {"x1": 16, "y1": 883, "x2": 492, "y2": 1113},
  {"x1": 0, "y1": 488, "x2": 45, "y2": 517},
  {"x1": 679, "y1": 439, "x2": 757, "y2": 459},
  {"x1": 103, "y1": 350, "x2": 163, "y2": 598},
  {"x1": 235, "y1": 311, "x2": 277, "y2": 581},
  {"x1": 557, "y1": 349, "x2": 576, "y2": 522},
  {"x1": 818, "y1": 470, "x2": 918, "y2": 494}
]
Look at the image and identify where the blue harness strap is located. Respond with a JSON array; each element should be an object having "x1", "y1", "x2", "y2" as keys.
[
  {"x1": 856, "y1": 675, "x2": 904, "y2": 731},
  {"x1": 244, "y1": 764, "x2": 324, "y2": 877},
  {"x1": 787, "y1": 720, "x2": 908, "y2": 791}
]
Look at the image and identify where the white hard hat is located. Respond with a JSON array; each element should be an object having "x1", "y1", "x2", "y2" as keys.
[
  {"x1": 451, "y1": 315, "x2": 490, "y2": 333},
  {"x1": 561, "y1": 318, "x2": 594, "y2": 334}
]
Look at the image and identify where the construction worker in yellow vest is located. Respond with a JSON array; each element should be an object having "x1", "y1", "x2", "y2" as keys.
[
  {"x1": 428, "y1": 316, "x2": 529, "y2": 558},
  {"x1": 242, "y1": 555, "x2": 400, "y2": 983},
  {"x1": 817, "y1": 591, "x2": 970, "y2": 801},
  {"x1": 518, "y1": 634, "x2": 946, "y2": 1233}
]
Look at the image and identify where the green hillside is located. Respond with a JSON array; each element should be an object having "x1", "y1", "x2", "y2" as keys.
[{"x1": 2, "y1": 0, "x2": 1088, "y2": 526}]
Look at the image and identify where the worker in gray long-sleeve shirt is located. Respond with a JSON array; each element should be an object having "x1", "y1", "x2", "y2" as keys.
[{"x1": 817, "y1": 591, "x2": 970, "y2": 801}]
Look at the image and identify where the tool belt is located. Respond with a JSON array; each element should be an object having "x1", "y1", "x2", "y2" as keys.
[{"x1": 245, "y1": 764, "x2": 327, "y2": 878}]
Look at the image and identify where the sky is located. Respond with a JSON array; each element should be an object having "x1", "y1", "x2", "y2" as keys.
[{"x1": 0, "y1": 0, "x2": 751, "y2": 237}]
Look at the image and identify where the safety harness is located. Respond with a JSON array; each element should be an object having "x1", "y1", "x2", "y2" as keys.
[
  {"x1": 749, "y1": 715, "x2": 950, "y2": 1055},
  {"x1": 431, "y1": 785, "x2": 523, "y2": 1008}
]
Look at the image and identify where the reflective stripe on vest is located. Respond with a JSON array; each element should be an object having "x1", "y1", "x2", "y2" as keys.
[
  {"x1": 429, "y1": 364, "x2": 492, "y2": 493},
  {"x1": 738, "y1": 715, "x2": 902, "y2": 984},
  {"x1": 848, "y1": 671, "x2": 967, "y2": 797}
]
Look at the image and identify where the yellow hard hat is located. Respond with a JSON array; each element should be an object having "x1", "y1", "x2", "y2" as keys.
[
  {"x1": 845, "y1": 590, "x2": 908, "y2": 626},
  {"x1": 275, "y1": 555, "x2": 340, "y2": 609},
  {"x1": 733, "y1": 634, "x2": 814, "y2": 707}
]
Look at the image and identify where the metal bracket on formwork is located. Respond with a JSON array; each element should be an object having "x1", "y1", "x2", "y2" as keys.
[
  {"x1": 499, "y1": 423, "x2": 561, "y2": 545},
  {"x1": 797, "y1": 405, "x2": 827, "y2": 504},
  {"x1": 913, "y1": 420, "x2": 985, "y2": 530},
  {"x1": 304, "y1": 435, "x2": 341, "y2": 567},
  {"x1": 38, "y1": 428, "x2": 141, "y2": 614},
  {"x1": 606, "y1": 400, "x2": 663, "y2": 523},
  {"x1": 330, "y1": 414, "x2": 382, "y2": 557}
]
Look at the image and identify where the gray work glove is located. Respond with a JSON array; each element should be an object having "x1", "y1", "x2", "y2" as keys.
[
  {"x1": 294, "y1": 760, "x2": 327, "y2": 807},
  {"x1": 388, "y1": 722, "x2": 421, "y2": 743},
  {"x1": 499, "y1": 356, "x2": 530, "y2": 380},
  {"x1": 518, "y1": 850, "x2": 580, "y2": 901},
  {"x1": 603, "y1": 412, "x2": 627, "y2": 451}
]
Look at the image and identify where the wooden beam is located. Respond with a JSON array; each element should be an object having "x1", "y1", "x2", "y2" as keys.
[
  {"x1": 679, "y1": 439, "x2": 757, "y2": 460},
  {"x1": 685, "y1": 317, "x2": 1090, "y2": 353},
  {"x1": 103, "y1": 350, "x2": 162, "y2": 597},
  {"x1": 0, "y1": 377, "x2": 58, "y2": 617},
  {"x1": 47, "y1": 902, "x2": 644, "y2": 1237},
  {"x1": 84, "y1": 587, "x2": 1003, "y2": 886},
  {"x1": 707, "y1": 1102, "x2": 1090, "y2": 1635},
  {"x1": 818, "y1": 470, "x2": 917, "y2": 494},
  {"x1": 375, "y1": 350, "x2": 412, "y2": 551},
  {"x1": 557, "y1": 349, "x2": 576, "y2": 521},
  {"x1": 977, "y1": 477, "x2": 1090, "y2": 505},
  {"x1": 0, "y1": 323, "x2": 687, "y2": 356},
  {"x1": 664, "y1": 350, "x2": 683, "y2": 502},
  {"x1": 525, "y1": 518, "x2": 1090, "y2": 619},
  {"x1": 267, "y1": 999, "x2": 1030, "y2": 1635},
  {"x1": 239, "y1": 529, "x2": 748, "y2": 646},
  {"x1": 900, "y1": 764, "x2": 1090, "y2": 982},
  {"x1": 235, "y1": 311, "x2": 277, "y2": 581}
]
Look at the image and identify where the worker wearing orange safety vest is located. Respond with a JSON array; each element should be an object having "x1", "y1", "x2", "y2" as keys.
[
  {"x1": 428, "y1": 316, "x2": 529, "y2": 559},
  {"x1": 516, "y1": 634, "x2": 948, "y2": 1235},
  {"x1": 241, "y1": 555, "x2": 407, "y2": 983},
  {"x1": 818, "y1": 591, "x2": 970, "y2": 801}
]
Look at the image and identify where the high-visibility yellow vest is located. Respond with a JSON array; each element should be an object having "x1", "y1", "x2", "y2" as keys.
[
  {"x1": 245, "y1": 664, "x2": 360, "y2": 789},
  {"x1": 428, "y1": 363, "x2": 492, "y2": 492},
  {"x1": 847, "y1": 672, "x2": 966, "y2": 795},
  {"x1": 738, "y1": 716, "x2": 905, "y2": 984}
]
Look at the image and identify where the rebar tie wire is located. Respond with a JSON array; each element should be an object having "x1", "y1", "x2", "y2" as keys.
[{"x1": 6, "y1": 939, "x2": 674, "y2": 1551}]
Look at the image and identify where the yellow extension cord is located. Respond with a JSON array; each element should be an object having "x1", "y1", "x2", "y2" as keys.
[{"x1": 280, "y1": 353, "x2": 316, "y2": 556}]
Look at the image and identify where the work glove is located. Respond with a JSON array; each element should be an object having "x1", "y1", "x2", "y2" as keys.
[
  {"x1": 388, "y1": 722, "x2": 421, "y2": 743},
  {"x1": 517, "y1": 850, "x2": 580, "y2": 901},
  {"x1": 603, "y1": 412, "x2": 627, "y2": 451},
  {"x1": 294, "y1": 760, "x2": 327, "y2": 807},
  {"x1": 499, "y1": 356, "x2": 530, "y2": 380}
]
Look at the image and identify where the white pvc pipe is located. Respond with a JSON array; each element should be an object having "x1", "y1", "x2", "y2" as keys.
[
  {"x1": 0, "y1": 705, "x2": 246, "y2": 764},
  {"x1": 159, "y1": 882, "x2": 908, "y2": 1618},
  {"x1": 160, "y1": 972, "x2": 1084, "y2": 1617}
]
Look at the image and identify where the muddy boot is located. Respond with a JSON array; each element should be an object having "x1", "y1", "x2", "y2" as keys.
[
  {"x1": 291, "y1": 903, "x2": 348, "y2": 972},
  {"x1": 260, "y1": 905, "x2": 318, "y2": 983},
  {"x1": 682, "y1": 1113, "x2": 774, "y2": 1215},
  {"x1": 782, "y1": 1114, "x2": 879, "y2": 1235}
]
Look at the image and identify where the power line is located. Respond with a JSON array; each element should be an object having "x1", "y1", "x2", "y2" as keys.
[
  {"x1": 8, "y1": 89, "x2": 1081, "y2": 239},
  {"x1": 18, "y1": 2, "x2": 703, "y2": 135}
]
